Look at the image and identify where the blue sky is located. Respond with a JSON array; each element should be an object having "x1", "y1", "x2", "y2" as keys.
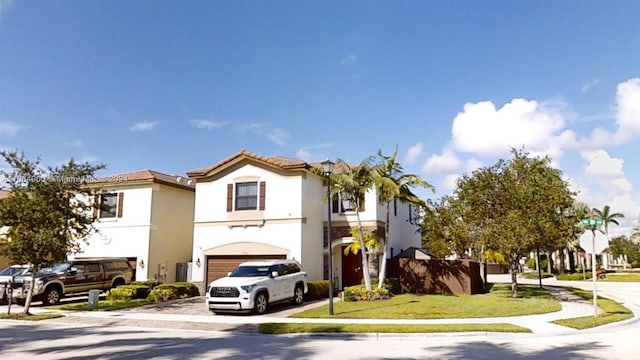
[{"x1": 1, "y1": 1, "x2": 639, "y2": 236}]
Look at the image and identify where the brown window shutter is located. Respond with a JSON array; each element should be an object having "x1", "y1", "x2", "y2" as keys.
[
  {"x1": 332, "y1": 197, "x2": 339, "y2": 213},
  {"x1": 93, "y1": 195, "x2": 99, "y2": 218},
  {"x1": 117, "y1": 193, "x2": 124, "y2": 218},
  {"x1": 259, "y1": 181, "x2": 266, "y2": 210},
  {"x1": 226, "y1": 184, "x2": 233, "y2": 212},
  {"x1": 359, "y1": 197, "x2": 365, "y2": 212}
]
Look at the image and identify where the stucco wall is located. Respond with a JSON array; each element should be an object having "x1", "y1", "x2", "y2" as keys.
[{"x1": 148, "y1": 184, "x2": 195, "y2": 283}]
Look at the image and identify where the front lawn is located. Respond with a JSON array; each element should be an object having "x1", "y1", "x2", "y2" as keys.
[
  {"x1": 259, "y1": 322, "x2": 531, "y2": 334},
  {"x1": 46, "y1": 299, "x2": 149, "y2": 311},
  {"x1": 292, "y1": 283, "x2": 561, "y2": 319},
  {"x1": 0, "y1": 313, "x2": 65, "y2": 321},
  {"x1": 551, "y1": 288, "x2": 633, "y2": 329},
  {"x1": 600, "y1": 273, "x2": 640, "y2": 282}
]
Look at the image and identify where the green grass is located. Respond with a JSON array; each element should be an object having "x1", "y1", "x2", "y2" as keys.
[
  {"x1": 599, "y1": 273, "x2": 640, "y2": 282},
  {"x1": 292, "y1": 283, "x2": 561, "y2": 319},
  {"x1": 258, "y1": 322, "x2": 531, "y2": 334},
  {"x1": 46, "y1": 299, "x2": 149, "y2": 311},
  {"x1": 551, "y1": 288, "x2": 633, "y2": 329},
  {"x1": 0, "y1": 312, "x2": 65, "y2": 321},
  {"x1": 519, "y1": 272, "x2": 553, "y2": 279}
]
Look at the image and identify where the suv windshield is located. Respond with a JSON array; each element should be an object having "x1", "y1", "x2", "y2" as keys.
[
  {"x1": 38, "y1": 262, "x2": 72, "y2": 275},
  {"x1": 229, "y1": 265, "x2": 272, "y2": 277},
  {"x1": 0, "y1": 266, "x2": 27, "y2": 276}
]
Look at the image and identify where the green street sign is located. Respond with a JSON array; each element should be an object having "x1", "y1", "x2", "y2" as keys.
[{"x1": 581, "y1": 219, "x2": 604, "y2": 226}]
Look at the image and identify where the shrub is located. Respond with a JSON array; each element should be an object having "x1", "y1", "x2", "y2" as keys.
[
  {"x1": 525, "y1": 257, "x2": 548, "y2": 271},
  {"x1": 519, "y1": 272, "x2": 553, "y2": 279},
  {"x1": 342, "y1": 285, "x2": 390, "y2": 301},
  {"x1": 305, "y1": 280, "x2": 329, "y2": 301},
  {"x1": 107, "y1": 284, "x2": 152, "y2": 301},
  {"x1": 556, "y1": 272, "x2": 592, "y2": 281},
  {"x1": 146, "y1": 282, "x2": 200, "y2": 303},
  {"x1": 368, "y1": 277, "x2": 401, "y2": 294},
  {"x1": 130, "y1": 280, "x2": 162, "y2": 289}
]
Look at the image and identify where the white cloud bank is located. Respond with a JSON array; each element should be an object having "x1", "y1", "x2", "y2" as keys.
[{"x1": 130, "y1": 121, "x2": 159, "y2": 132}]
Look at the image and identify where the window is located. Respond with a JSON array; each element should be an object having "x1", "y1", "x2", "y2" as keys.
[
  {"x1": 226, "y1": 181, "x2": 266, "y2": 212},
  {"x1": 332, "y1": 193, "x2": 364, "y2": 213},
  {"x1": 100, "y1": 193, "x2": 117, "y2": 218},
  {"x1": 235, "y1": 182, "x2": 258, "y2": 210},
  {"x1": 97, "y1": 192, "x2": 124, "y2": 218}
]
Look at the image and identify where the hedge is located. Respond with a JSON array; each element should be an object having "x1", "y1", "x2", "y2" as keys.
[
  {"x1": 305, "y1": 280, "x2": 329, "y2": 301},
  {"x1": 146, "y1": 282, "x2": 200, "y2": 303},
  {"x1": 107, "y1": 284, "x2": 152, "y2": 301}
]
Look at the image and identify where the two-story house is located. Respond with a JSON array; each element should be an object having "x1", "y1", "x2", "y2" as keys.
[
  {"x1": 74, "y1": 170, "x2": 195, "y2": 282},
  {"x1": 187, "y1": 150, "x2": 422, "y2": 290}
]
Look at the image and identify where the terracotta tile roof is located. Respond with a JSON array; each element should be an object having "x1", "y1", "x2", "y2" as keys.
[
  {"x1": 187, "y1": 149, "x2": 312, "y2": 178},
  {"x1": 87, "y1": 169, "x2": 195, "y2": 191}
]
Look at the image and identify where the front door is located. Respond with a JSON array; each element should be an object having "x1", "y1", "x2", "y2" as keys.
[{"x1": 341, "y1": 247, "x2": 363, "y2": 288}]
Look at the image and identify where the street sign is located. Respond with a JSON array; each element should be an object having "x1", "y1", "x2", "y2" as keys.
[
  {"x1": 579, "y1": 230, "x2": 609, "y2": 254},
  {"x1": 581, "y1": 218, "x2": 604, "y2": 226}
]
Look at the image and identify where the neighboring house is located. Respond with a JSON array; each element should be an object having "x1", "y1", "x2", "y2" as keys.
[
  {"x1": 73, "y1": 170, "x2": 195, "y2": 283},
  {"x1": 0, "y1": 190, "x2": 11, "y2": 268},
  {"x1": 187, "y1": 150, "x2": 422, "y2": 290}
]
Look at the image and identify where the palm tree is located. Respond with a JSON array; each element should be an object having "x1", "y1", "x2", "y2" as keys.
[
  {"x1": 331, "y1": 157, "x2": 376, "y2": 291},
  {"x1": 373, "y1": 147, "x2": 434, "y2": 289},
  {"x1": 592, "y1": 205, "x2": 624, "y2": 270},
  {"x1": 592, "y1": 205, "x2": 625, "y2": 236}
]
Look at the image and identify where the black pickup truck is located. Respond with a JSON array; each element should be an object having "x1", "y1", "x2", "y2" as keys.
[{"x1": 11, "y1": 257, "x2": 133, "y2": 305}]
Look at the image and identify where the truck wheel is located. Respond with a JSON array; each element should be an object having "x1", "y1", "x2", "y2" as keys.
[
  {"x1": 293, "y1": 285, "x2": 304, "y2": 305},
  {"x1": 254, "y1": 292, "x2": 268, "y2": 314},
  {"x1": 111, "y1": 278, "x2": 125, "y2": 288},
  {"x1": 43, "y1": 288, "x2": 61, "y2": 306}
]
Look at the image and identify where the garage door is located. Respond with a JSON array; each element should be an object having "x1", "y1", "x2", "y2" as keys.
[{"x1": 206, "y1": 254, "x2": 287, "y2": 285}]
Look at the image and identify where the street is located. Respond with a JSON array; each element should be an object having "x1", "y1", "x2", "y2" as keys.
[{"x1": 1, "y1": 277, "x2": 639, "y2": 359}]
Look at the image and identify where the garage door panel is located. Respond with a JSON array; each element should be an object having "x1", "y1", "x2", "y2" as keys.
[{"x1": 206, "y1": 254, "x2": 286, "y2": 284}]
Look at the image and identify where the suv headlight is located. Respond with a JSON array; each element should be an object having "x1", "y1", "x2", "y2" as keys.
[{"x1": 240, "y1": 285, "x2": 256, "y2": 293}]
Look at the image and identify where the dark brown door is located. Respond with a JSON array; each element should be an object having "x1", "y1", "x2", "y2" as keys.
[
  {"x1": 341, "y1": 247, "x2": 363, "y2": 288},
  {"x1": 205, "y1": 254, "x2": 286, "y2": 285}
]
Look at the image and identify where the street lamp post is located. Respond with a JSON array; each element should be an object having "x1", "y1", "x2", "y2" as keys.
[{"x1": 321, "y1": 159, "x2": 335, "y2": 316}]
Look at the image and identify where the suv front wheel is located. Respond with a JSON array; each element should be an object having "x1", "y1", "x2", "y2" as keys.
[
  {"x1": 293, "y1": 285, "x2": 304, "y2": 305},
  {"x1": 43, "y1": 287, "x2": 61, "y2": 306},
  {"x1": 254, "y1": 292, "x2": 268, "y2": 314}
]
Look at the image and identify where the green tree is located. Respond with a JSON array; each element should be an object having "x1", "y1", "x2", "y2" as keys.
[
  {"x1": 330, "y1": 158, "x2": 376, "y2": 291},
  {"x1": 592, "y1": 205, "x2": 624, "y2": 236},
  {"x1": 609, "y1": 235, "x2": 640, "y2": 268},
  {"x1": 0, "y1": 151, "x2": 105, "y2": 314},
  {"x1": 454, "y1": 149, "x2": 575, "y2": 297},
  {"x1": 373, "y1": 147, "x2": 434, "y2": 289}
]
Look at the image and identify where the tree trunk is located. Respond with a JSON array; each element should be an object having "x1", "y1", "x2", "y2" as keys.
[
  {"x1": 378, "y1": 202, "x2": 391, "y2": 289},
  {"x1": 547, "y1": 252, "x2": 553, "y2": 274},
  {"x1": 510, "y1": 257, "x2": 519, "y2": 298},
  {"x1": 557, "y1": 249, "x2": 566, "y2": 275},
  {"x1": 568, "y1": 250, "x2": 576, "y2": 273},
  {"x1": 355, "y1": 210, "x2": 372, "y2": 291},
  {"x1": 23, "y1": 273, "x2": 36, "y2": 315}
]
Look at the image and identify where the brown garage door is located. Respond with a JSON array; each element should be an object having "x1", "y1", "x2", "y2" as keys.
[{"x1": 206, "y1": 254, "x2": 287, "y2": 285}]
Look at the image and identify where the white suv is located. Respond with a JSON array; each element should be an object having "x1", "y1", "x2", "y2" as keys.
[{"x1": 205, "y1": 259, "x2": 308, "y2": 314}]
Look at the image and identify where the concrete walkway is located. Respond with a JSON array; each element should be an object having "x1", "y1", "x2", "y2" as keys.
[{"x1": 4, "y1": 274, "x2": 618, "y2": 335}]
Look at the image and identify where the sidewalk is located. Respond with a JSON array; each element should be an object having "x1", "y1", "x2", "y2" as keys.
[{"x1": 4, "y1": 275, "x2": 609, "y2": 335}]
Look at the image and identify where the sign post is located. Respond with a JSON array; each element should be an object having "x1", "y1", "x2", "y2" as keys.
[{"x1": 581, "y1": 218, "x2": 605, "y2": 318}]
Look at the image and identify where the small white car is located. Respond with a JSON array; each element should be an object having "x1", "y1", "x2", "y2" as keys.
[
  {"x1": 0, "y1": 265, "x2": 30, "y2": 304},
  {"x1": 206, "y1": 259, "x2": 308, "y2": 314}
]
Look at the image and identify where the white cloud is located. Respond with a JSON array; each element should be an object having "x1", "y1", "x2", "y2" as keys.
[
  {"x1": 130, "y1": 121, "x2": 159, "y2": 132},
  {"x1": 422, "y1": 149, "x2": 462, "y2": 174},
  {"x1": 190, "y1": 119, "x2": 227, "y2": 129},
  {"x1": 613, "y1": 77, "x2": 640, "y2": 143},
  {"x1": 404, "y1": 143, "x2": 423, "y2": 164},
  {"x1": 441, "y1": 174, "x2": 460, "y2": 192},
  {"x1": 465, "y1": 158, "x2": 483, "y2": 173},
  {"x1": 581, "y1": 78, "x2": 601, "y2": 93},
  {"x1": 0, "y1": 0, "x2": 13, "y2": 21},
  {"x1": 581, "y1": 149, "x2": 624, "y2": 179},
  {"x1": 451, "y1": 98, "x2": 566, "y2": 157},
  {"x1": 296, "y1": 149, "x2": 311, "y2": 160},
  {"x1": 340, "y1": 54, "x2": 358, "y2": 65},
  {"x1": 0, "y1": 122, "x2": 25, "y2": 137},
  {"x1": 265, "y1": 128, "x2": 289, "y2": 146}
]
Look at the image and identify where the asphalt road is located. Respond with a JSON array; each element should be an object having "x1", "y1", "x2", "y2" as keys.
[{"x1": 0, "y1": 277, "x2": 639, "y2": 359}]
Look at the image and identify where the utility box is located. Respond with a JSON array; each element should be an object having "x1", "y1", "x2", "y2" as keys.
[{"x1": 88, "y1": 289, "x2": 100, "y2": 309}]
